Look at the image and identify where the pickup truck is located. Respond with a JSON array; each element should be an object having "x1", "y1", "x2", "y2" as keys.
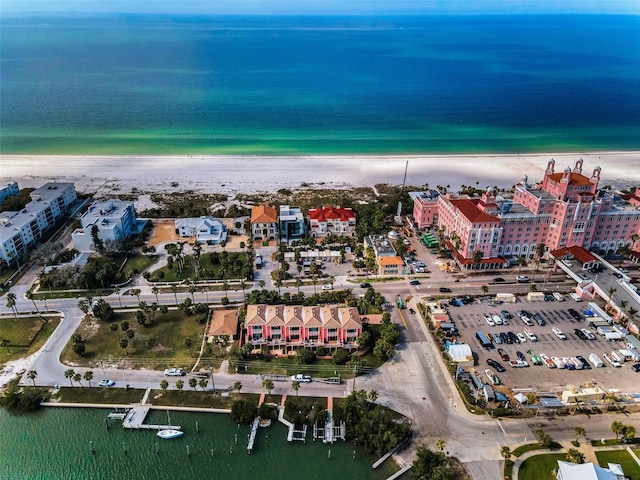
[{"x1": 290, "y1": 374, "x2": 312, "y2": 383}]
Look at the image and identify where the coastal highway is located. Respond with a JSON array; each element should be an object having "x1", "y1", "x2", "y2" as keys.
[{"x1": 2, "y1": 269, "x2": 637, "y2": 480}]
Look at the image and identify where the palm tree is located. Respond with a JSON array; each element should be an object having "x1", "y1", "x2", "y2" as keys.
[
  {"x1": 627, "y1": 306, "x2": 638, "y2": 324},
  {"x1": 198, "y1": 378, "x2": 208, "y2": 391},
  {"x1": 132, "y1": 288, "x2": 141, "y2": 303},
  {"x1": 84, "y1": 370, "x2": 94, "y2": 388},
  {"x1": 575, "y1": 426, "x2": 586, "y2": 443},
  {"x1": 295, "y1": 278, "x2": 302, "y2": 294},
  {"x1": 114, "y1": 286, "x2": 122, "y2": 308},
  {"x1": 604, "y1": 391, "x2": 619, "y2": 411},
  {"x1": 435, "y1": 439, "x2": 446, "y2": 452},
  {"x1": 64, "y1": 368, "x2": 76, "y2": 386},
  {"x1": 500, "y1": 446, "x2": 511, "y2": 462},
  {"x1": 170, "y1": 284, "x2": 179, "y2": 306},
  {"x1": 25, "y1": 289, "x2": 40, "y2": 315},
  {"x1": 607, "y1": 287, "x2": 617, "y2": 307},
  {"x1": 611, "y1": 421, "x2": 625, "y2": 442},
  {"x1": 565, "y1": 448, "x2": 585, "y2": 464},
  {"x1": 222, "y1": 280, "x2": 229, "y2": 301},
  {"x1": 6, "y1": 292, "x2": 18, "y2": 319},
  {"x1": 27, "y1": 370, "x2": 38, "y2": 387},
  {"x1": 623, "y1": 425, "x2": 636, "y2": 443},
  {"x1": 274, "y1": 278, "x2": 282, "y2": 295},
  {"x1": 184, "y1": 338, "x2": 194, "y2": 358},
  {"x1": 312, "y1": 275, "x2": 318, "y2": 294},
  {"x1": 160, "y1": 379, "x2": 169, "y2": 392},
  {"x1": 291, "y1": 380, "x2": 300, "y2": 398},
  {"x1": 258, "y1": 280, "x2": 266, "y2": 290},
  {"x1": 262, "y1": 378, "x2": 274, "y2": 397},
  {"x1": 189, "y1": 377, "x2": 197, "y2": 391},
  {"x1": 188, "y1": 282, "x2": 196, "y2": 303},
  {"x1": 73, "y1": 373, "x2": 83, "y2": 386},
  {"x1": 328, "y1": 275, "x2": 335, "y2": 289},
  {"x1": 233, "y1": 381, "x2": 242, "y2": 394},
  {"x1": 175, "y1": 380, "x2": 184, "y2": 392},
  {"x1": 152, "y1": 286, "x2": 159, "y2": 304},
  {"x1": 1, "y1": 339, "x2": 11, "y2": 354},
  {"x1": 119, "y1": 338, "x2": 129, "y2": 354},
  {"x1": 480, "y1": 285, "x2": 489, "y2": 295}
]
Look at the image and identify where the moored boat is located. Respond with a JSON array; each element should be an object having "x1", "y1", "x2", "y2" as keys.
[{"x1": 157, "y1": 429, "x2": 183, "y2": 439}]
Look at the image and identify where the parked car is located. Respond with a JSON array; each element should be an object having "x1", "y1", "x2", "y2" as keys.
[
  {"x1": 497, "y1": 348, "x2": 510, "y2": 362},
  {"x1": 533, "y1": 313, "x2": 546, "y2": 326},
  {"x1": 492, "y1": 315, "x2": 503, "y2": 326},
  {"x1": 359, "y1": 282, "x2": 371, "y2": 288},
  {"x1": 576, "y1": 355, "x2": 592, "y2": 370},
  {"x1": 507, "y1": 331, "x2": 519, "y2": 344},
  {"x1": 509, "y1": 360, "x2": 529, "y2": 368},
  {"x1": 409, "y1": 308, "x2": 416, "y2": 314},
  {"x1": 581, "y1": 328, "x2": 596, "y2": 340},
  {"x1": 98, "y1": 379, "x2": 115, "y2": 387},
  {"x1": 516, "y1": 332, "x2": 527, "y2": 343},
  {"x1": 164, "y1": 368, "x2": 185, "y2": 376},
  {"x1": 439, "y1": 287, "x2": 452, "y2": 293},
  {"x1": 568, "y1": 308, "x2": 582, "y2": 320},
  {"x1": 552, "y1": 327, "x2": 567, "y2": 340},
  {"x1": 501, "y1": 310, "x2": 513, "y2": 320},
  {"x1": 487, "y1": 358, "x2": 506, "y2": 372},
  {"x1": 321, "y1": 285, "x2": 333, "y2": 290},
  {"x1": 492, "y1": 333, "x2": 503, "y2": 345},
  {"x1": 573, "y1": 328, "x2": 587, "y2": 340},
  {"x1": 631, "y1": 363, "x2": 640, "y2": 372},
  {"x1": 410, "y1": 280, "x2": 421, "y2": 286},
  {"x1": 516, "y1": 275, "x2": 531, "y2": 283}
]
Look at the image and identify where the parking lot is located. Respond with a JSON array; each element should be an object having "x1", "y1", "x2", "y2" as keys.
[{"x1": 446, "y1": 297, "x2": 640, "y2": 393}]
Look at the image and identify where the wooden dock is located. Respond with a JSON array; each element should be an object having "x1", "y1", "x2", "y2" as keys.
[
  {"x1": 121, "y1": 406, "x2": 181, "y2": 431},
  {"x1": 247, "y1": 417, "x2": 260, "y2": 453}
]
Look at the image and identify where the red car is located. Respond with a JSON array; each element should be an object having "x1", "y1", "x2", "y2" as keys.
[{"x1": 497, "y1": 348, "x2": 510, "y2": 362}]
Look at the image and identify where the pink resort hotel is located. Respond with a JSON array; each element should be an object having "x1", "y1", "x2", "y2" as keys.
[{"x1": 413, "y1": 159, "x2": 640, "y2": 270}]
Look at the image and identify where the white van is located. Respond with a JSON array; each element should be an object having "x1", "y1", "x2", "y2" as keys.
[
  {"x1": 552, "y1": 292, "x2": 565, "y2": 302},
  {"x1": 569, "y1": 292, "x2": 582, "y2": 302}
]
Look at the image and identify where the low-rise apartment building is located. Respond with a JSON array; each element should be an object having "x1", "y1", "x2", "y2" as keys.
[
  {"x1": 308, "y1": 206, "x2": 356, "y2": 238},
  {"x1": 72, "y1": 199, "x2": 144, "y2": 252},
  {"x1": 0, "y1": 182, "x2": 77, "y2": 265},
  {"x1": 245, "y1": 304, "x2": 362, "y2": 352},
  {"x1": 0, "y1": 182, "x2": 20, "y2": 205}
]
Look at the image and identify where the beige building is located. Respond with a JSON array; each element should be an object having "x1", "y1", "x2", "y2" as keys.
[{"x1": 207, "y1": 309, "x2": 239, "y2": 342}]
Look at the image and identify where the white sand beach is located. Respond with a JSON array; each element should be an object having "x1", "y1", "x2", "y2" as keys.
[{"x1": 1, "y1": 152, "x2": 638, "y2": 197}]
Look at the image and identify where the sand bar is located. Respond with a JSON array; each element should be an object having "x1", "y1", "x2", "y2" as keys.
[{"x1": 1, "y1": 152, "x2": 638, "y2": 197}]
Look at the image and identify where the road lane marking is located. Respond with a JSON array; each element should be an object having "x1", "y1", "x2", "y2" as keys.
[{"x1": 397, "y1": 308, "x2": 408, "y2": 329}]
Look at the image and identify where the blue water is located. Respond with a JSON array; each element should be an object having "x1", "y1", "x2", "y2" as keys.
[{"x1": 1, "y1": 14, "x2": 639, "y2": 153}]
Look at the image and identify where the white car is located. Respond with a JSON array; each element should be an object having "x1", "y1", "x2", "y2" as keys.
[
  {"x1": 552, "y1": 327, "x2": 567, "y2": 340},
  {"x1": 164, "y1": 368, "x2": 185, "y2": 376},
  {"x1": 492, "y1": 315, "x2": 503, "y2": 326},
  {"x1": 581, "y1": 328, "x2": 596, "y2": 340},
  {"x1": 509, "y1": 360, "x2": 529, "y2": 368},
  {"x1": 98, "y1": 379, "x2": 115, "y2": 387},
  {"x1": 484, "y1": 315, "x2": 496, "y2": 327},
  {"x1": 403, "y1": 239, "x2": 410, "y2": 245},
  {"x1": 321, "y1": 285, "x2": 333, "y2": 291},
  {"x1": 516, "y1": 332, "x2": 527, "y2": 343}
]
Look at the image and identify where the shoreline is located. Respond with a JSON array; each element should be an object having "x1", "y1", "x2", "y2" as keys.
[{"x1": 1, "y1": 152, "x2": 638, "y2": 197}]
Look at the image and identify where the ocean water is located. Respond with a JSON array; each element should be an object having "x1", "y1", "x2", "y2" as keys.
[
  {"x1": 1, "y1": 14, "x2": 639, "y2": 154},
  {"x1": 0, "y1": 407, "x2": 397, "y2": 479}
]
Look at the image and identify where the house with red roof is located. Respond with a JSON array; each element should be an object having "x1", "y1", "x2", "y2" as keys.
[{"x1": 308, "y1": 206, "x2": 356, "y2": 238}]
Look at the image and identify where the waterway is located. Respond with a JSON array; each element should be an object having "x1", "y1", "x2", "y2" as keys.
[{"x1": 0, "y1": 407, "x2": 398, "y2": 479}]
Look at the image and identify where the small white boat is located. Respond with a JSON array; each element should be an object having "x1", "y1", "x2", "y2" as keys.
[{"x1": 157, "y1": 429, "x2": 183, "y2": 439}]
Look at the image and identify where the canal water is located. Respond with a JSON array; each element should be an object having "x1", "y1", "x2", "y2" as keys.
[{"x1": 0, "y1": 407, "x2": 399, "y2": 479}]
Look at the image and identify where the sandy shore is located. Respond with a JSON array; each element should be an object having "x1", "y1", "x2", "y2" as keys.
[{"x1": 1, "y1": 152, "x2": 638, "y2": 197}]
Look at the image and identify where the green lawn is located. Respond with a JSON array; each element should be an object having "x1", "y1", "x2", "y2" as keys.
[
  {"x1": 513, "y1": 443, "x2": 561, "y2": 457},
  {"x1": 596, "y1": 450, "x2": 640, "y2": 480},
  {"x1": 53, "y1": 386, "x2": 145, "y2": 404},
  {"x1": 60, "y1": 309, "x2": 206, "y2": 369},
  {"x1": 121, "y1": 254, "x2": 158, "y2": 279},
  {"x1": 0, "y1": 316, "x2": 61, "y2": 366},
  {"x1": 518, "y1": 454, "x2": 566, "y2": 480},
  {"x1": 149, "y1": 389, "x2": 260, "y2": 409},
  {"x1": 148, "y1": 252, "x2": 250, "y2": 282}
]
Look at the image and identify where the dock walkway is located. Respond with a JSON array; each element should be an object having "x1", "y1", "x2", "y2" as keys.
[
  {"x1": 122, "y1": 406, "x2": 181, "y2": 431},
  {"x1": 247, "y1": 417, "x2": 260, "y2": 453}
]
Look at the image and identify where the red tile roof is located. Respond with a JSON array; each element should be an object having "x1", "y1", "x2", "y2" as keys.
[
  {"x1": 308, "y1": 206, "x2": 355, "y2": 222},
  {"x1": 449, "y1": 199, "x2": 499, "y2": 224},
  {"x1": 550, "y1": 246, "x2": 598, "y2": 264},
  {"x1": 251, "y1": 205, "x2": 277, "y2": 224},
  {"x1": 548, "y1": 172, "x2": 592, "y2": 186}
]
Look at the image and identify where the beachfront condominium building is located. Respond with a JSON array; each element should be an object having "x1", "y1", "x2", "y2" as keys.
[
  {"x1": 412, "y1": 159, "x2": 640, "y2": 269},
  {"x1": 245, "y1": 304, "x2": 362, "y2": 352},
  {"x1": 250, "y1": 205, "x2": 278, "y2": 241},
  {"x1": 0, "y1": 182, "x2": 77, "y2": 265},
  {"x1": 308, "y1": 206, "x2": 356, "y2": 238},
  {"x1": 0, "y1": 182, "x2": 20, "y2": 205},
  {"x1": 72, "y1": 199, "x2": 144, "y2": 252},
  {"x1": 175, "y1": 216, "x2": 227, "y2": 245},
  {"x1": 279, "y1": 205, "x2": 306, "y2": 242}
]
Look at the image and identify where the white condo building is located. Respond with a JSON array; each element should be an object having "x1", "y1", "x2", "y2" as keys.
[
  {"x1": 0, "y1": 182, "x2": 77, "y2": 265},
  {"x1": 72, "y1": 200, "x2": 144, "y2": 252}
]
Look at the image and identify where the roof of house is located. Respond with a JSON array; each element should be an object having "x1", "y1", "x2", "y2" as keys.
[
  {"x1": 308, "y1": 206, "x2": 356, "y2": 222},
  {"x1": 378, "y1": 255, "x2": 404, "y2": 266},
  {"x1": 251, "y1": 205, "x2": 277, "y2": 224},
  {"x1": 556, "y1": 460, "x2": 619, "y2": 480},
  {"x1": 207, "y1": 309, "x2": 239, "y2": 337},
  {"x1": 246, "y1": 304, "x2": 362, "y2": 329},
  {"x1": 449, "y1": 199, "x2": 500, "y2": 224},
  {"x1": 550, "y1": 245, "x2": 599, "y2": 265}
]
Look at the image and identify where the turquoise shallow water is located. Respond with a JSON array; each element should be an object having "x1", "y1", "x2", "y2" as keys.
[
  {"x1": 0, "y1": 407, "x2": 397, "y2": 479},
  {"x1": 1, "y1": 14, "x2": 639, "y2": 154}
]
